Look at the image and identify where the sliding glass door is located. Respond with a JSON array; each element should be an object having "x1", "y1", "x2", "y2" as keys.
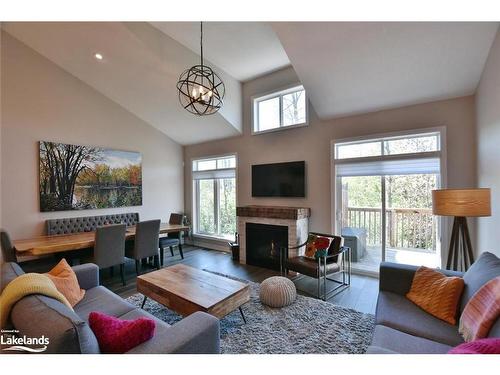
[
  {"x1": 334, "y1": 131, "x2": 443, "y2": 274},
  {"x1": 339, "y1": 176, "x2": 383, "y2": 273}
]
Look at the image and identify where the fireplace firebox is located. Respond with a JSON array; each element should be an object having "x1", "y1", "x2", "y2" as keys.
[{"x1": 246, "y1": 223, "x2": 288, "y2": 271}]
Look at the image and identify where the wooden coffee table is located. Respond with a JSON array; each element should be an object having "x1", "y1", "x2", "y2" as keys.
[{"x1": 136, "y1": 264, "x2": 250, "y2": 322}]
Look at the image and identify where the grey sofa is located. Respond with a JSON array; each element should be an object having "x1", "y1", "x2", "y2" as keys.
[
  {"x1": 0, "y1": 262, "x2": 220, "y2": 354},
  {"x1": 367, "y1": 252, "x2": 500, "y2": 354}
]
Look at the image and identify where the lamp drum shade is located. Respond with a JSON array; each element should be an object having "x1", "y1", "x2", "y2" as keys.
[{"x1": 432, "y1": 189, "x2": 491, "y2": 217}]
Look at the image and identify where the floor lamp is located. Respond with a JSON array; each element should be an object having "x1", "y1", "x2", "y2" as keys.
[{"x1": 432, "y1": 188, "x2": 491, "y2": 271}]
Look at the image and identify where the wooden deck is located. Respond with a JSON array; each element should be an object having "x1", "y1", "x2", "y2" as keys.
[{"x1": 352, "y1": 245, "x2": 439, "y2": 273}]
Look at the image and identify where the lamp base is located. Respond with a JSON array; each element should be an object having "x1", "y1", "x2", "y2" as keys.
[{"x1": 447, "y1": 216, "x2": 474, "y2": 271}]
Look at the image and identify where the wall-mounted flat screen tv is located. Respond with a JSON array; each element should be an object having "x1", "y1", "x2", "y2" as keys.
[{"x1": 252, "y1": 161, "x2": 305, "y2": 197}]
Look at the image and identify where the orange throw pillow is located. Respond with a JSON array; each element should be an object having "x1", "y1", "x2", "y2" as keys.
[
  {"x1": 459, "y1": 276, "x2": 500, "y2": 342},
  {"x1": 406, "y1": 266, "x2": 464, "y2": 325},
  {"x1": 45, "y1": 259, "x2": 85, "y2": 307}
]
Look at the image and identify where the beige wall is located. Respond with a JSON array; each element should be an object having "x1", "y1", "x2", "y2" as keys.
[
  {"x1": 0, "y1": 33, "x2": 184, "y2": 239},
  {"x1": 476, "y1": 28, "x2": 500, "y2": 257},
  {"x1": 184, "y1": 67, "x2": 478, "y2": 257}
]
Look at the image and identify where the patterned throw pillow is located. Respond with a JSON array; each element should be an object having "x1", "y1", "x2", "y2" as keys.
[
  {"x1": 89, "y1": 311, "x2": 156, "y2": 353},
  {"x1": 459, "y1": 276, "x2": 500, "y2": 342},
  {"x1": 448, "y1": 338, "x2": 500, "y2": 354},
  {"x1": 45, "y1": 258, "x2": 85, "y2": 306},
  {"x1": 304, "y1": 234, "x2": 334, "y2": 259},
  {"x1": 406, "y1": 266, "x2": 465, "y2": 325}
]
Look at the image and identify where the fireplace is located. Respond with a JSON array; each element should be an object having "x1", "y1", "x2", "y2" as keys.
[
  {"x1": 237, "y1": 205, "x2": 310, "y2": 266},
  {"x1": 246, "y1": 223, "x2": 288, "y2": 271}
]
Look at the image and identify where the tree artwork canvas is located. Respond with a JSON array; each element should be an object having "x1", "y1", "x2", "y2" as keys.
[{"x1": 39, "y1": 141, "x2": 142, "y2": 212}]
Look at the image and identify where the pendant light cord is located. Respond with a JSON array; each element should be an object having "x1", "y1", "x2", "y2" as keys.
[{"x1": 200, "y1": 21, "x2": 204, "y2": 67}]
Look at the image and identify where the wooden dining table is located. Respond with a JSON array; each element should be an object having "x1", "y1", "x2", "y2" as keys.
[{"x1": 13, "y1": 223, "x2": 190, "y2": 257}]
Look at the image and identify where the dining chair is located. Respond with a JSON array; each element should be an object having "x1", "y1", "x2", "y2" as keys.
[
  {"x1": 280, "y1": 232, "x2": 351, "y2": 301},
  {"x1": 126, "y1": 219, "x2": 161, "y2": 275},
  {"x1": 158, "y1": 213, "x2": 184, "y2": 266},
  {"x1": 89, "y1": 224, "x2": 127, "y2": 286},
  {"x1": 1, "y1": 230, "x2": 17, "y2": 263}
]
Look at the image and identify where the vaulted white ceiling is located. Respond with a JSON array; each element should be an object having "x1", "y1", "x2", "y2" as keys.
[
  {"x1": 2, "y1": 22, "x2": 499, "y2": 145},
  {"x1": 151, "y1": 22, "x2": 290, "y2": 82},
  {"x1": 272, "y1": 22, "x2": 499, "y2": 119},
  {"x1": 2, "y1": 22, "x2": 243, "y2": 145}
]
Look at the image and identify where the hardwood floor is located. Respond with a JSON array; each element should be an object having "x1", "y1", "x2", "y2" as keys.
[
  {"x1": 20, "y1": 245, "x2": 379, "y2": 314},
  {"x1": 100, "y1": 245, "x2": 380, "y2": 314}
]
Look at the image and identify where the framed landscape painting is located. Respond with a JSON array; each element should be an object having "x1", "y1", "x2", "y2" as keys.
[{"x1": 39, "y1": 141, "x2": 142, "y2": 212}]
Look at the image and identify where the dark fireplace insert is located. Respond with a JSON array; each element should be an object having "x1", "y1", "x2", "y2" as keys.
[{"x1": 246, "y1": 222, "x2": 288, "y2": 271}]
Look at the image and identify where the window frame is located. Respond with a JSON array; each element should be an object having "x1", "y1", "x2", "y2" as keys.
[
  {"x1": 191, "y1": 153, "x2": 238, "y2": 241},
  {"x1": 251, "y1": 84, "x2": 309, "y2": 135},
  {"x1": 330, "y1": 126, "x2": 448, "y2": 273},
  {"x1": 334, "y1": 131, "x2": 441, "y2": 160}
]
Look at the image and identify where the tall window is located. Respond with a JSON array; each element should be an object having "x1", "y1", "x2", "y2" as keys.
[
  {"x1": 192, "y1": 155, "x2": 237, "y2": 239},
  {"x1": 252, "y1": 85, "x2": 307, "y2": 134},
  {"x1": 333, "y1": 130, "x2": 444, "y2": 273}
]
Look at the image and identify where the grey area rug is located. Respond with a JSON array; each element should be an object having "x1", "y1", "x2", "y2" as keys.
[{"x1": 126, "y1": 272, "x2": 375, "y2": 354}]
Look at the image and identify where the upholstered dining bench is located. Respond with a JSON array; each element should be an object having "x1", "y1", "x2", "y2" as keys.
[{"x1": 46, "y1": 213, "x2": 140, "y2": 235}]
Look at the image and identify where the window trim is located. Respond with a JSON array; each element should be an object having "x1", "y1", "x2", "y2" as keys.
[
  {"x1": 191, "y1": 153, "x2": 238, "y2": 241},
  {"x1": 251, "y1": 83, "x2": 309, "y2": 135}
]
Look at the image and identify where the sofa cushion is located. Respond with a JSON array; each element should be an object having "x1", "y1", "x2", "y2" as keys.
[
  {"x1": 365, "y1": 345, "x2": 398, "y2": 354},
  {"x1": 88, "y1": 311, "x2": 155, "y2": 353},
  {"x1": 371, "y1": 324, "x2": 452, "y2": 354},
  {"x1": 448, "y1": 338, "x2": 500, "y2": 354},
  {"x1": 1, "y1": 262, "x2": 24, "y2": 293},
  {"x1": 406, "y1": 266, "x2": 464, "y2": 325},
  {"x1": 119, "y1": 308, "x2": 170, "y2": 329},
  {"x1": 10, "y1": 294, "x2": 99, "y2": 353},
  {"x1": 376, "y1": 291, "x2": 464, "y2": 346},
  {"x1": 460, "y1": 252, "x2": 500, "y2": 313},
  {"x1": 459, "y1": 276, "x2": 500, "y2": 341},
  {"x1": 45, "y1": 259, "x2": 85, "y2": 306},
  {"x1": 74, "y1": 286, "x2": 136, "y2": 322}
]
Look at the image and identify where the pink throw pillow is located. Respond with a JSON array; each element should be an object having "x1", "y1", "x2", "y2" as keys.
[
  {"x1": 88, "y1": 311, "x2": 155, "y2": 353},
  {"x1": 448, "y1": 338, "x2": 500, "y2": 354},
  {"x1": 459, "y1": 276, "x2": 500, "y2": 341}
]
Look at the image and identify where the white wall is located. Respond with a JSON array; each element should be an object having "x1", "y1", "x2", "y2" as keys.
[
  {"x1": 0, "y1": 32, "x2": 184, "y2": 239},
  {"x1": 476, "y1": 28, "x2": 500, "y2": 257},
  {"x1": 184, "y1": 67, "x2": 478, "y2": 258}
]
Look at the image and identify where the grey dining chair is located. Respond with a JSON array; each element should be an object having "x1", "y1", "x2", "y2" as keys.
[
  {"x1": 88, "y1": 224, "x2": 127, "y2": 286},
  {"x1": 1, "y1": 229, "x2": 17, "y2": 263},
  {"x1": 159, "y1": 213, "x2": 184, "y2": 266},
  {"x1": 126, "y1": 219, "x2": 161, "y2": 276}
]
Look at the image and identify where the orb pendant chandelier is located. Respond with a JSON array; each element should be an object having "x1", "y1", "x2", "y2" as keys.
[{"x1": 176, "y1": 22, "x2": 225, "y2": 116}]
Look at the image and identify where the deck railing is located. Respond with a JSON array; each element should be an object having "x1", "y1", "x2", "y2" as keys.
[{"x1": 344, "y1": 207, "x2": 436, "y2": 251}]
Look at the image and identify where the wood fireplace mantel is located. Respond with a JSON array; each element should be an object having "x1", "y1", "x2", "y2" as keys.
[{"x1": 236, "y1": 205, "x2": 311, "y2": 220}]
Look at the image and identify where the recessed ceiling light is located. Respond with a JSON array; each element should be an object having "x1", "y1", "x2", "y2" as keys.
[{"x1": 94, "y1": 53, "x2": 103, "y2": 60}]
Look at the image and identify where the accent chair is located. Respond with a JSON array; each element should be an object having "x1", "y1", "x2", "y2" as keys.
[{"x1": 281, "y1": 232, "x2": 351, "y2": 301}]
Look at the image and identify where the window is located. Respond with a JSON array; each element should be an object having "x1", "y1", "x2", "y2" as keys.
[
  {"x1": 333, "y1": 129, "x2": 445, "y2": 274},
  {"x1": 192, "y1": 155, "x2": 236, "y2": 239},
  {"x1": 253, "y1": 85, "x2": 307, "y2": 134},
  {"x1": 335, "y1": 132, "x2": 440, "y2": 159}
]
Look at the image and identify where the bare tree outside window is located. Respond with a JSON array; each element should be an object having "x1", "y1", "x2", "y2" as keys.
[
  {"x1": 253, "y1": 86, "x2": 307, "y2": 132},
  {"x1": 282, "y1": 90, "x2": 306, "y2": 126}
]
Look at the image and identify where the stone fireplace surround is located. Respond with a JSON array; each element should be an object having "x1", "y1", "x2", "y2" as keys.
[{"x1": 236, "y1": 205, "x2": 310, "y2": 265}]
